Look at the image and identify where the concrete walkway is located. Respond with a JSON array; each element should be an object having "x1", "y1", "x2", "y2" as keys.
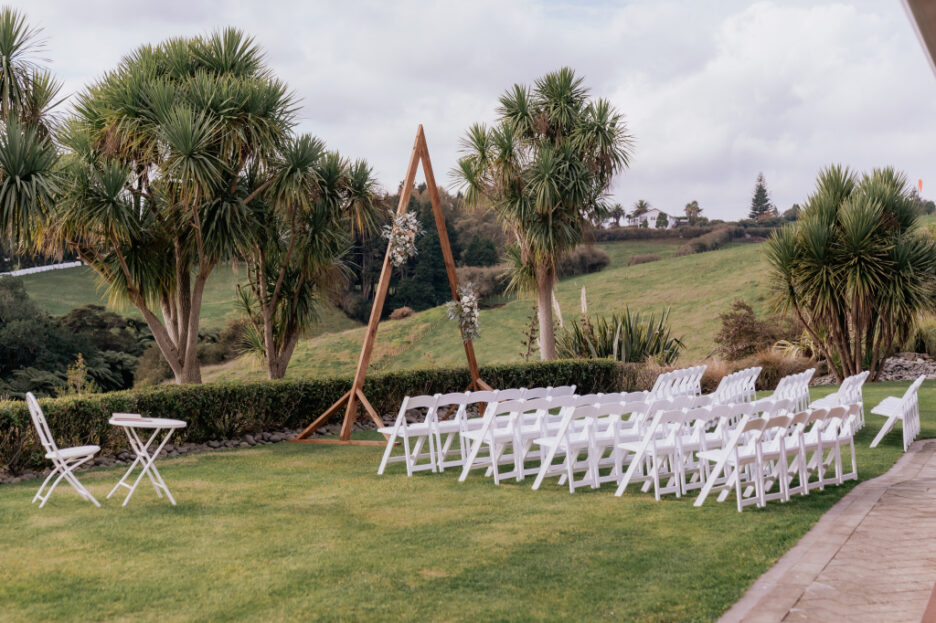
[{"x1": 720, "y1": 439, "x2": 936, "y2": 622}]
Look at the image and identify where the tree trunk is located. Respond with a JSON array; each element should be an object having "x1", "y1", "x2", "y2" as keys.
[{"x1": 536, "y1": 263, "x2": 557, "y2": 361}]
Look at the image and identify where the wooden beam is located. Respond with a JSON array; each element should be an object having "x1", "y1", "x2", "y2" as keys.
[
  {"x1": 338, "y1": 131, "x2": 423, "y2": 441},
  {"x1": 295, "y1": 389, "x2": 351, "y2": 440},
  {"x1": 417, "y1": 126, "x2": 485, "y2": 389},
  {"x1": 297, "y1": 125, "x2": 493, "y2": 445},
  {"x1": 356, "y1": 389, "x2": 387, "y2": 433}
]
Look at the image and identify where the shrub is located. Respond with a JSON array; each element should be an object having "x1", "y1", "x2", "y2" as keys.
[
  {"x1": 904, "y1": 314, "x2": 936, "y2": 358},
  {"x1": 591, "y1": 225, "x2": 714, "y2": 242},
  {"x1": 734, "y1": 350, "x2": 813, "y2": 390},
  {"x1": 0, "y1": 359, "x2": 627, "y2": 473},
  {"x1": 389, "y1": 307, "x2": 414, "y2": 320},
  {"x1": 626, "y1": 254, "x2": 660, "y2": 266},
  {"x1": 715, "y1": 299, "x2": 798, "y2": 361},
  {"x1": 455, "y1": 265, "x2": 509, "y2": 299},
  {"x1": 556, "y1": 308, "x2": 684, "y2": 365},
  {"x1": 558, "y1": 245, "x2": 610, "y2": 277},
  {"x1": 675, "y1": 225, "x2": 739, "y2": 256}
]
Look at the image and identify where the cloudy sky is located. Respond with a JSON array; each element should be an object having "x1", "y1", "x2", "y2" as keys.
[{"x1": 10, "y1": 0, "x2": 936, "y2": 220}]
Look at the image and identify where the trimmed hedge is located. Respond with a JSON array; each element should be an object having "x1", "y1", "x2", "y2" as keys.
[{"x1": 1, "y1": 360, "x2": 637, "y2": 473}]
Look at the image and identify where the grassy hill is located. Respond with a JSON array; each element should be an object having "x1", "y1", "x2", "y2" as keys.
[
  {"x1": 204, "y1": 240, "x2": 772, "y2": 382},
  {"x1": 18, "y1": 264, "x2": 361, "y2": 337}
]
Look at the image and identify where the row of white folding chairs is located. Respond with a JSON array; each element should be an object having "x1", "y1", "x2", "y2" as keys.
[
  {"x1": 692, "y1": 404, "x2": 859, "y2": 511},
  {"x1": 527, "y1": 396, "x2": 857, "y2": 511},
  {"x1": 376, "y1": 385, "x2": 576, "y2": 476},
  {"x1": 810, "y1": 370, "x2": 869, "y2": 430},
  {"x1": 650, "y1": 365, "x2": 706, "y2": 399},
  {"x1": 770, "y1": 368, "x2": 815, "y2": 412},
  {"x1": 457, "y1": 390, "x2": 654, "y2": 484},
  {"x1": 710, "y1": 366, "x2": 761, "y2": 405}
]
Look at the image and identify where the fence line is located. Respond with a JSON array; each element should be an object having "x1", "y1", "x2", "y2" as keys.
[{"x1": 0, "y1": 261, "x2": 83, "y2": 277}]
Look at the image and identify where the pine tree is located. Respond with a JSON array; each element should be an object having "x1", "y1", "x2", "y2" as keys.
[{"x1": 749, "y1": 172, "x2": 774, "y2": 219}]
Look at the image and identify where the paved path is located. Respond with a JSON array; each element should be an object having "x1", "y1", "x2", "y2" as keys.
[{"x1": 720, "y1": 439, "x2": 936, "y2": 623}]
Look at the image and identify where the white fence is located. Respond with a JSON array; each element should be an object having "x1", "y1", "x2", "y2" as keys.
[{"x1": 0, "y1": 261, "x2": 83, "y2": 277}]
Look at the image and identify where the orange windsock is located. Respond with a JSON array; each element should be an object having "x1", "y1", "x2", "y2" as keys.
[{"x1": 919, "y1": 179, "x2": 923, "y2": 193}]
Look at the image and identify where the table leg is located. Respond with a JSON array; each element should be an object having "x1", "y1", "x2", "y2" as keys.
[{"x1": 107, "y1": 427, "x2": 179, "y2": 506}]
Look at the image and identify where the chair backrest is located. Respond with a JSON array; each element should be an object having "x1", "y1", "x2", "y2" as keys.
[
  {"x1": 548, "y1": 385, "x2": 577, "y2": 397},
  {"x1": 494, "y1": 388, "x2": 525, "y2": 402},
  {"x1": 574, "y1": 393, "x2": 604, "y2": 405},
  {"x1": 26, "y1": 392, "x2": 58, "y2": 455},
  {"x1": 903, "y1": 375, "x2": 926, "y2": 402},
  {"x1": 435, "y1": 392, "x2": 469, "y2": 407},
  {"x1": 468, "y1": 390, "x2": 499, "y2": 404},
  {"x1": 522, "y1": 387, "x2": 550, "y2": 400}
]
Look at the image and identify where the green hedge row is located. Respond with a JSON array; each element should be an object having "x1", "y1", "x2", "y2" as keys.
[{"x1": 1, "y1": 359, "x2": 636, "y2": 473}]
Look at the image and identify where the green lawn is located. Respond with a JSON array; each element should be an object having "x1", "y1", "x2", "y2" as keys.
[
  {"x1": 18, "y1": 264, "x2": 361, "y2": 336},
  {"x1": 205, "y1": 241, "x2": 770, "y2": 382},
  {"x1": 0, "y1": 381, "x2": 927, "y2": 622}
]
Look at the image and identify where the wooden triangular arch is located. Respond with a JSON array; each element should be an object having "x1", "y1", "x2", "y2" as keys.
[{"x1": 295, "y1": 125, "x2": 491, "y2": 444}]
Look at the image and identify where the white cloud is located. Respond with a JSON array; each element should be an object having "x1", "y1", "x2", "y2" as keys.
[{"x1": 9, "y1": 0, "x2": 936, "y2": 219}]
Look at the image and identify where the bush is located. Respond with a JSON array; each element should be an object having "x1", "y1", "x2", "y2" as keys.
[
  {"x1": 556, "y1": 308, "x2": 684, "y2": 365},
  {"x1": 558, "y1": 245, "x2": 610, "y2": 277},
  {"x1": 591, "y1": 225, "x2": 714, "y2": 242},
  {"x1": 734, "y1": 350, "x2": 814, "y2": 390},
  {"x1": 904, "y1": 315, "x2": 936, "y2": 357},
  {"x1": 0, "y1": 359, "x2": 628, "y2": 473},
  {"x1": 675, "y1": 225, "x2": 738, "y2": 256},
  {"x1": 389, "y1": 306, "x2": 414, "y2": 320},
  {"x1": 455, "y1": 265, "x2": 508, "y2": 299},
  {"x1": 714, "y1": 300, "x2": 798, "y2": 361},
  {"x1": 627, "y1": 254, "x2": 660, "y2": 266}
]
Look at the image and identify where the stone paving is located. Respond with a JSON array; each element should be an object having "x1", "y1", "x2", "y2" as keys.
[{"x1": 720, "y1": 439, "x2": 936, "y2": 623}]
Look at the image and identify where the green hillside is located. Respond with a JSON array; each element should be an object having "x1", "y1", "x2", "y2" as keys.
[
  {"x1": 204, "y1": 241, "x2": 771, "y2": 382},
  {"x1": 18, "y1": 264, "x2": 361, "y2": 336}
]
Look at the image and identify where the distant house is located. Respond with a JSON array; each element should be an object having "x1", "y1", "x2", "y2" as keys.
[{"x1": 626, "y1": 208, "x2": 677, "y2": 229}]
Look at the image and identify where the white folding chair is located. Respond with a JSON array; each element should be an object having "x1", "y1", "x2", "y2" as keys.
[
  {"x1": 811, "y1": 371, "x2": 869, "y2": 429},
  {"x1": 870, "y1": 375, "x2": 925, "y2": 451},
  {"x1": 377, "y1": 394, "x2": 440, "y2": 476},
  {"x1": 694, "y1": 414, "x2": 767, "y2": 512},
  {"x1": 26, "y1": 392, "x2": 101, "y2": 508}
]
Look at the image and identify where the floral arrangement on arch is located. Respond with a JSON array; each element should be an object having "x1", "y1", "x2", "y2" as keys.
[
  {"x1": 446, "y1": 282, "x2": 481, "y2": 342},
  {"x1": 382, "y1": 211, "x2": 422, "y2": 267}
]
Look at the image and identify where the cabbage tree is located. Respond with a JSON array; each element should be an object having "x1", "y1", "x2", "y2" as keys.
[
  {"x1": 766, "y1": 165, "x2": 936, "y2": 380},
  {"x1": 454, "y1": 68, "x2": 633, "y2": 359}
]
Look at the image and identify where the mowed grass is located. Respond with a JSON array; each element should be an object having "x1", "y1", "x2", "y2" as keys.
[
  {"x1": 0, "y1": 381, "x2": 927, "y2": 622},
  {"x1": 205, "y1": 241, "x2": 769, "y2": 382},
  {"x1": 18, "y1": 264, "x2": 361, "y2": 335}
]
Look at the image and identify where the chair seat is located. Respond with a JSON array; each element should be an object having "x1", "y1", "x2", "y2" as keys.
[
  {"x1": 871, "y1": 397, "x2": 901, "y2": 417},
  {"x1": 46, "y1": 445, "x2": 100, "y2": 460},
  {"x1": 810, "y1": 394, "x2": 841, "y2": 409}
]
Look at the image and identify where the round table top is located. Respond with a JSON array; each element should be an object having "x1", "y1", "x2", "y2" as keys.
[{"x1": 108, "y1": 415, "x2": 187, "y2": 429}]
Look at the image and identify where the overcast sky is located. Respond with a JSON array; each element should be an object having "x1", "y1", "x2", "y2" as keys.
[{"x1": 10, "y1": 0, "x2": 936, "y2": 220}]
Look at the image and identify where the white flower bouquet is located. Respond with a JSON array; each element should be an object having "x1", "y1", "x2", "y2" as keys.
[
  {"x1": 446, "y1": 282, "x2": 481, "y2": 342},
  {"x1": 382, "y1": 211, "x2": 422, "y2": 267}
]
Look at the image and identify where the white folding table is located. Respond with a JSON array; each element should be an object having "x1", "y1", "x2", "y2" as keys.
[{"x1": 107, "y1": 415, "x2": 187, "y2": 506}]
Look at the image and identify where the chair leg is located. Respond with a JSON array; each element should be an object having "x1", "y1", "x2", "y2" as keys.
[
  {"x1": 870, "y1": 416, "x2": 898, "y2": 448},
  {"x1": 33, "y1": 467, "x2": 60, "y2": 504}
]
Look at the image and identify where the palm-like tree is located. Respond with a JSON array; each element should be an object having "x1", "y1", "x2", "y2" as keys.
[
  {"x1": 237, "y1": 138, "x2": 378, "y2": 379},
  {"x1": 630, "y1": 199, "x2": 650, "y2": 224},
  {"x1": 454, "y1": 68, "x2": 633, "y2": 359},
  {"x1": 0, "y1": 8, "x2": 62, "y2": 245},
  {"x1": 766, "y1": 165, "x2": 936, "y2": 380},
  {"x1": 684, "y1": 200, "x2": 701, "y2": 224},
  {"x1": 38, "y1": 29, "x2": 294, "y2": 383}
]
